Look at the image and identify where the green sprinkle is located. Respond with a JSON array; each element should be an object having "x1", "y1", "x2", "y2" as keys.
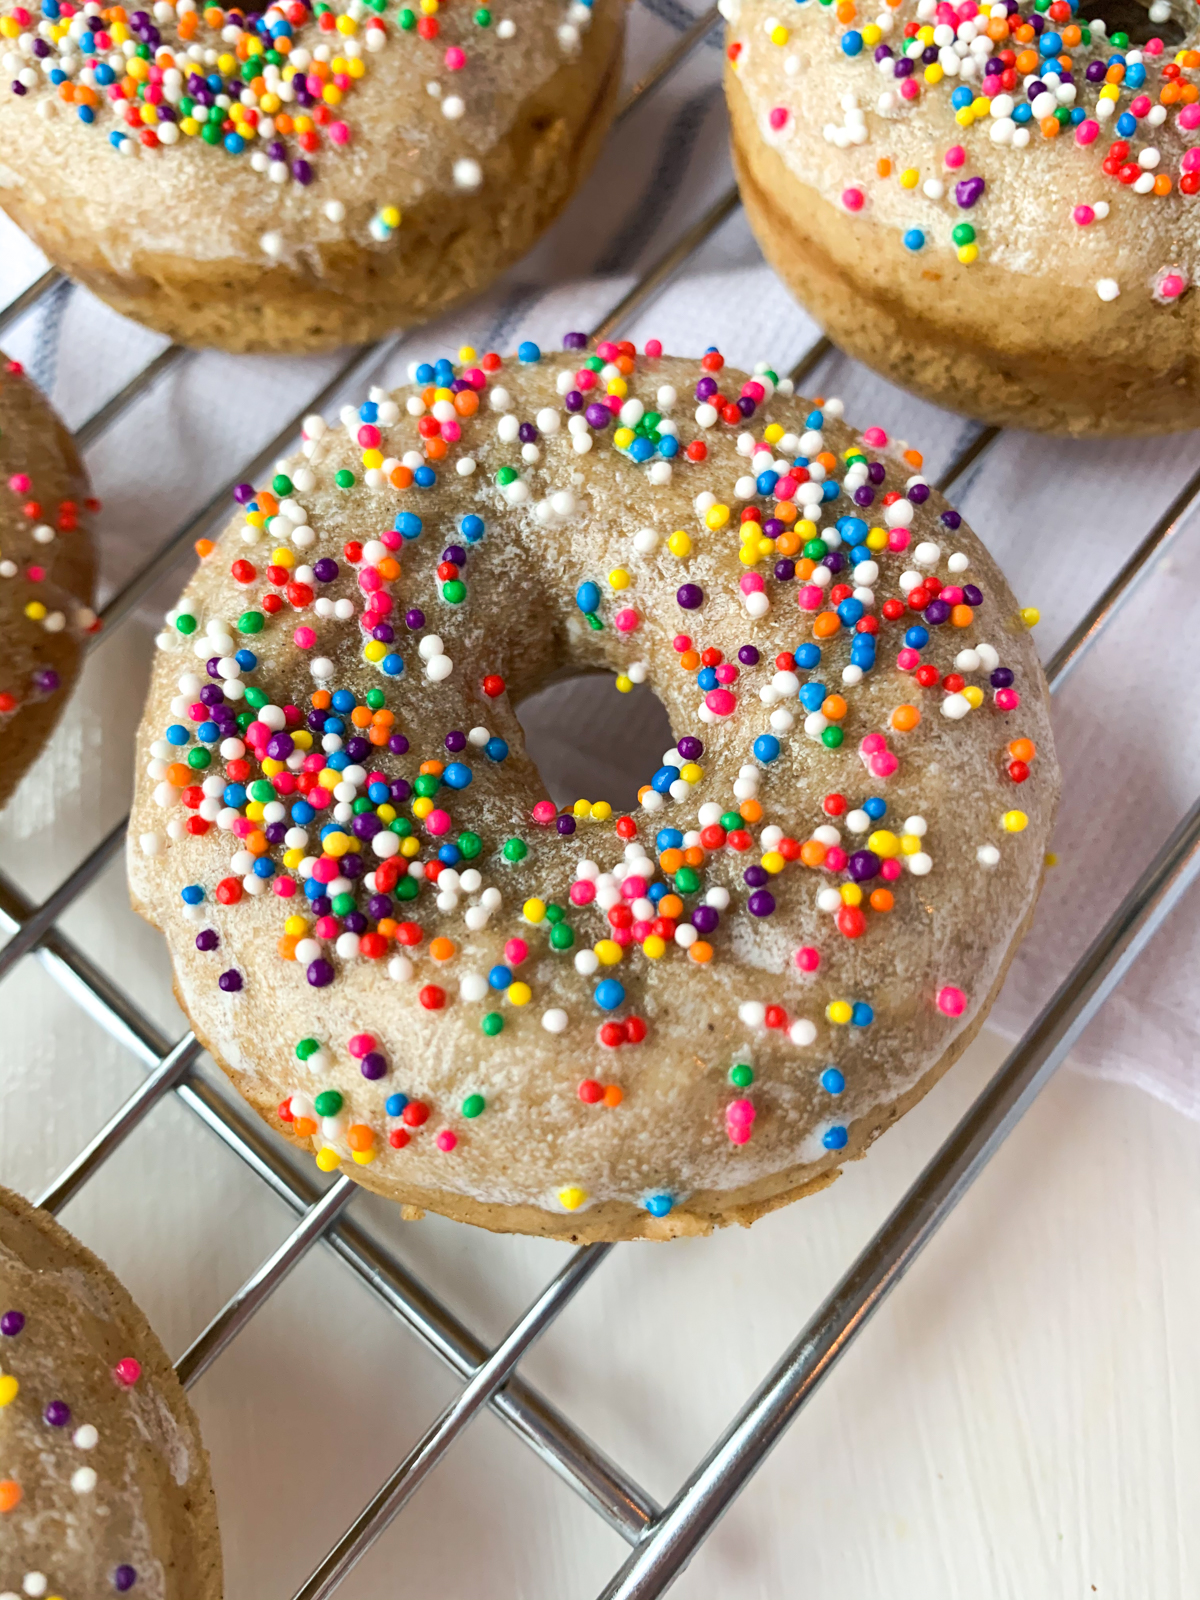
[
  {"x1": 951, "y1": 222, "x2": 975, "y2": 246},
  {"x1": 802, "y1": 538, "x2": 828, "y2": 561},
  {"x1": 674, "y1": 865, "x2": 700, "y2": 894},
  {"x1": 461, "y1": 1093, "x2": 485, "y2": 1118},
  {"x1": 243, "y1": 686, "x2": 268, "y2": 709},
  {"x1": 331, "y1": 892, "x2": 356, "y2": 917},
  {"x1": 248, "y1": 779, "x2": 274, "y2": 802},
  {"x1": 389, "y1": 816, "x2": 413, "y2": 837},
  {"x1": 719, "y1": 811, "x2": 742, "y2": 833},
  {"x1": 334, "y1": 468, "x2": 356, "y2": 489},
  {"x1": 481, "y1": 1012, "x2": 504, "y2": 1037},
  {"x1": 584, "y1": 356, "x2": 604, "y2": 372},
  {"x1": 175, "y1": 613, "x2": 197, "y2": 635},
  {"x1": 295, "y1": 1037, "x2": 321, "y2": 1060},
  {"x1": 352, "y1": 797, "x2": 373, "y2": 815},
  {"x1": 237, "y1": 610, "x2": 264, "y2": 634},
  {"x1": 396, "y1": 876, "x2": 419, "y2": 901},
  {"x1": 502, "y1": 837, "x2": 528, "y2": 863},
  {"x1": 495, "y1": 465, "x2": 518, "y2": 487},
  {"x1": 473, "y1": 4, "x2": 491, "y2": 21},
  {"x1": 186, "y1": 747, "x2": 211, "y2": 769},
  {"x1": 729, "y1": 1063, "x2": 754, "y2": 1088},
  {"x1": 201, "y1": 120, "x2": 221, "y2": 144},
  {"x1": 457, "y1": 830, "x2": 482, "y2": 859},
  {"x1": 365, "y1": 687, "x2": 386, "y2": 710},
  {"x1": 585, "y1": 613, "x2": 604, "y2": 631},
  {"x1": 272, "y1": 473, "x2": 293, "y2": 497},
  {"x1": 1110, "y1": 28, "x2": 1129, "y2": 44},
  {"x1": 313, "y1": 1089, "x2": 343, "y2": 1117},
  {"x1": 821, "y1": 725, "x2": 844, "y2": 749},
  {"x1": 398, "y1": 4, "x2": 415, "y2": 24},
  {"x1": 414, "y1": 773, "x2": 440, "y2": 799},
  {"x1": 236, "y1": 711, "x2": 255, "y2": 732},
  {"x1": 549, "y1": 922, "x2": 575, "y2": 950},
  {"x1": 442, "y1": 579, "x2": 466, "y2": 604},
  {"x1": 544, "y1": 903, "x2": 565, "y2": 924}
]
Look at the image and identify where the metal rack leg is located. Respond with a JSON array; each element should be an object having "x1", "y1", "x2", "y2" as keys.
[{"x1": 594, "y1": 788, "x2": 1200, "y2": 1600}]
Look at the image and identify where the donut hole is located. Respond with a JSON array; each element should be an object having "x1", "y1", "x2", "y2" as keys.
[
  {"x1": 515, "y1": 671, "x2": 675, "y2": 814},
  {"x1": 1086, "y1": 0, "x2": 1186, "y2": 46}
]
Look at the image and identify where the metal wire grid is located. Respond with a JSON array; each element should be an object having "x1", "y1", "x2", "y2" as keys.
[{"x1": 2, "y1": 8, "x2": 1200, "y2": 1593}]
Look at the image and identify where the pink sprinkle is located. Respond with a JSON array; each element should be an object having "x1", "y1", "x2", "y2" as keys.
[
  {"x1": 1159, "y1": 272, "x2": 1186, "y2": 300},
  {"x1": 776, "y1": 476, "x2": 798, "y2": 500},
  {"x1": 274, "y1": 877, "x2": 297, "y2": 898},
  {"x1": 880, "y1": 858, "x2": 902, "y2": 882},
  {"x1": 644, "y1": 339, "x2": 663, "y2": 358},
  {"x1": 611, "y1": 925, "x2": 633, "y2": 946},
  {"x1": 740, "y1": 572, "x2": 765, "y2": 594},
  {"x1": 1181, "y1": 146, "x2": 1200, "y2": 172},
  {"x1": 1179, "y1": 103, "x2": 1200, "y2": 130},
  {"x1": 860, "y1": 733, "x2": 886, "y2": 756},
  {"x1": 841, "y1": 187, "x2": 865, "y2": 212},
  {"x1": 232, "y1": 817, "x2": 256, "y2": 839},
  {"x1": 995, "y1": 688, "x2": 1020, "y2": 711},
  {"x1": 870, "y1": 751, "x2": 899, "y2": 778},
  {"x1": 440, "y1": 418, "x2": 461, "y2": 443},
  {"x1": 314, "y1": 915, "x2": 339, "y2": 940},
  {"x1": 8, "y1": 473, "x2": 29, "y2": 493},
  {"x1": 328, "y1": 121, "x2": 350, "y2": 145},
  {"x1": 726, "y1": 1099, "x2": 756, "y2": 1143},
  {"x1": 621, "y1": 875, "x2": 648, "y2": 901},
  {"x1": 705, "y1": 688, "x2": 737, "y2": 716},
  {"x1": 505, "y1": 938, "x2": 528, "y2": 965},
  {"x1": 614, "y1": 607, "x2": 639, "y2": 632},
  {"x1": 797, "y1": 584, "x2": 824, "y2": 611},
  {"x1": 604, "y1": 394, "x2": 622, "y2": 416},
  {"x1": 937, "y1": 985, "x2": 967, "y2": 1017},
  {"x1": 596, "y1": 341, "x2": 620, "y2": 361},
  {"x1": 863, "y1": 426, "x2": 888, "y2": 447},
  {"x1": 672, "y1": 633, "x2": 692, "y2": 652},
  {"x1": 444, "y1": 44, "x2": 465, "y2": 68},
  {"x1": 532, "y1": 800, "x2": 557, "y2": 825},
  {"x1": 632, "y1": 919, "x2": 654, "y2": 943},
  {"x1": 715, "y1": 663, "x2": 739, "y2": 685},
  {"x1": 308, "y1": 786, "x2": 331, "y2": 809},
  {"x1": 570, "y1": 881, "x2": 596, "y2": 907},
  {"x1": 795, "y1": 946, "x2": 820, "y2": 972},
  {"x1": 576, "y1": 369, "x2": 597, "y2": 391},
  {"x1": 357, "y1": 424, "x2": 380, "y2": 449},
  {"x1": 887, "y1": 529, "x2": 911, "y2": 553},
  {"x1": 425, "y1": 809, "x2": 451, "y2": 836},
  {"x1": 348, "y1": 1033, "x2": 376, "y2": 1058},
  {"x1": 1130, "y1": 94, "x2": 1151, "y2": 118},
  {"x1": 900, "y1": 77, "x2": 920, "y2": 100},
  {"x1": 956, "y1": 0, "x2": 978, "y2": 18},
  {"x1": 769, "y1": 105, "x2": 788, "y2": 130},
  {"x1": 742, "y1": 381, "x2": 766, "y2": 403},
  {"x1": 293, "y1": 625, "x2": 316, "y2": 648},
  {"x1": 436, "y1": 1129, "x2": 458, "y2": 1152},
  {"x1": 1074, "y1": 119, "x2": 1099, "y2": 147},
  {"x1": 312, "y1": 857, "x2": 338, "y2": 886},
  {"x1": 26, "y1": 565, "x2": 44, "y2": 583},
  {"x1": 113, "y1": 1358, "x2": 141, "y2": 1388},
  {"x1": 940, "y1": 586, "x2": 964, "y2": 606},
  {"x1": 1145, "y1": 34, "x2": 1163, "y2": 53},
  {"x1": 825, "y1": 846, "x2": 848, "y2": 873},
  {"x1": 944, "y1": 144, "x2": 966, "y2": 169}
]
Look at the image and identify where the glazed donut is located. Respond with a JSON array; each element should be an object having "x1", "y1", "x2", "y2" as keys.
[
  {"x1": 0, "y1": 1185, "x2": 221, "y2": 1599},
  {"x1": 0, "y1": 358, "x2": 97, "y2": 812},
  {"x1": 0, "y1": 0, "x2": 623, "y2": 353},
  {"x1": 724, "y1": 0, "x2": 1200, "y2": 435},
  {"x1": 128, "y1": 338, "x2": 1058, "y2": 1243}
]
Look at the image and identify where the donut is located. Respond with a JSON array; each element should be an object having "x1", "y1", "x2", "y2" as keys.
[
  {"x1": 723, "y1": 0, "x2": 1200, "y2": 435},
  {"x1": 0, "y1": 0, "x2": 624, "y2": 353},
  {"x1": 127, "y1": 337, "x2": 1059, "y2": 1242},
  {"x1": 0, "y1": 358, "x2": 97, "y2": 812},
  {"x1": 0, "y1": 1184, "x2": 221, "y2": 1599}
]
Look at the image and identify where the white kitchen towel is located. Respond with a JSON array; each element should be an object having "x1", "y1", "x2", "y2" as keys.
[{"x1": 2, "y1": 0, "x2": 1199, "y2": 1114}]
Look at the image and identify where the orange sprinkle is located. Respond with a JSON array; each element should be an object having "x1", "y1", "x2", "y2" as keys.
[
  {"x1": 1061, "y1": 23, "x2": 1080, "y2": 44},
  {"x1": 813, "y1": 611, "x2": 841, "y2": 639},
  {"x1": 347, "y1": 1124, "x2": 375, "y2": 1151},
  {"x1": 1015, "y1": 47, "x2": 1038, "y2": 71},
  {"x1": 869, "y1": 889, "x2": 895, "y2": 913},
  {"x1": 166, "y1": 762, "x2": 190, "y2": 787},
  {"x1": 950, "y1": 603, "x2": 974, "y2": 627},
  {"x1": 245, "y1": 830, "x2": 269, "y2": 856},
  {"x1": 0, "y1": 1481, "x2": 21, "y2": 1514},
  {"x1": 876, "y1": 156, "x2": 892, "y2": 177},
  {"x1": 453, "y1": 389, "x2": 479, "y2": 417},
  {"x1": 371, "y1": 708, "x2": 395, "y2": 726},
  {"x1": 772, "y1": 499, "x2": 798, "y2": 524},
  {"x1": 800, "y1": 839, "x2": 827, "y2": 868},
  {"x1": 425, "y1": 437, "x2": 448, "y2": 461},
  {"x1": 292, "y1": 1116, "x2": 317, "y2": 1138},
  {"x1": 739, "y1": 798, "x2": 763, "y2": 824},
  {"x1": 376, "y1": 917, "x2": 399, "y2": 940},
  {"x1": 688, "y1": 940, "x2": 713, "y2": 964},
  {"x1": 821, "y1": 694, "x2": 847, "y2": 721},
  {"x1": 658, "y1": 894, "x2": 683, "y2": 919},
  {"x1": 311, "y1": 689, "x2": 332, "y2": 709},
  {"x1": 390, "y1": 465, "x2": 413, "y2": 487},
  {"x1": 420, "y1": 759, "x2": 445, "y2": 776},
  {"x1": 902, "y1": 448, "x2": 924, "y2": 469},
  {"x1": 194, "y1": 538, "x2": 215, "y2": 559},
  {"x1": 277, "y1": 934, "x2": 299, "y2": 960},
  {"x1": 891, "y1": 704, "x2": 920, "y2": 732},
  {"x1": 1154, "y1": 173, "x2": 1173, "y2": 195},
  {"x1": 377, "y1": 556, "x2": 401, "y2": 581},
  {"x1": 775, "y1": 529, "x2": 801, "y2": 556},
  {"x1": 679, "y1": 650, "x2": 700, "y2": 671},
  {"x1": 1008, "y1": 737, "x2": 1036, "y2": 762},
  {"x1": 351, "y1": 706, "x2": 372, "y2": 727},
  {"x1": 429, "y1": 936, "x2": 456, "y2": 962},
  {"x1": 683, "y1": 845, "x2": 705, "y2": 868},
  {"x1": 603, "y1": 1084, "x2": 624, "y2": 1107},
  {"x1": 1040, "y1": 114, "x2": 1060, "y2": 137},
  {"x1": 796, "y1": 557, "x2": 816, "y2": 580},
  {"x1": 659, "y1": 847, "x2": 684, "y2": 874}
]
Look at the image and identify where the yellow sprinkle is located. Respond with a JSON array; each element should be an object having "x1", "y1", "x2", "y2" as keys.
[
  {"x1": 351, "y1": 1147, "x2": 377, "y2": 1165},
  {"x1": 957, "y1": 243, "x2": 979, "y2": 265},
  {"x1": 458, "y1": 345, "x2": 476, "y2": 362},
  {"x1": 826, "y1": 1000, "x2": 853, "y2": 1025},
  {"x1": 769, "y1": 22, "x2": 789, "y2": 43},
  {"x1": 615, "y1": 676, "x2": 633, "y2": 693},
  {"x1": 668, "y1": 529, "x2": 691, "y2": 558},
  {"x1": 283, "y1": 848, "x2": 304, "y2": 871},
  {"x1": 315, "y1": 1147, "x2": 341, "y2": 1172},
  {"x1": 412, "y1": 796, "x2": 433, "y2": 820},
  {"x1": 558, "y1": 1185, "x2": 588, "y2": 1211},
  {"x1": 899, "y1": 834, "x2": 922, "y2": 856},
  {"x1": 400, "y1": 837, "x2": 421, "y2": 858},
  {"x1": 572, "y1": 799, "x2": 591, "y2": 817},
  {"x1": 924, "y1": 63, "x2": 943, "y2": 83},
  {"x1": 679, "y1": 762, "x2": 703, "y2": 784},
  {"x1": 24, "y1": 602, "x2": 46, "y2": 621},
  {"x1": 866, "y1": 527, "x2": 888, "y2": 551},
  {"x1": 284, "y1": 915, "x2": 308, "y2": 936},
  {"x1": 839, "y1": 883, "x2": 863, "y2": 907},
  {"x1": 244, "y1": 801, "x2": 265, "y2": 822},
  {"x1": 322, "y1": 832, "x2": 351, "y2": 857},
  {"x1": 643, "y1": 935, "x2": 667, "y2": 959},
  {"x1": 705, "y1": 503, "x2": 731, "y2": 530},
  {"x1": 763, "y1": 423, "x2": 784, "y2": 444},
  {"x1": 594, "y1": 939, "x2": 623, "y2": 966},
  {"x1": 508, "y1": 982, "x2": 532, "y2": 1006},
  {"x1": 1044, "y1": 852, "x2": 1058, "y2": 868},
  {"x1": 1020, "y1": 606, "x2": 1040, "y2": 628},
  {"x1": 591, "y1": 801, "x2": 613, "y2": 821},
  {"x1": 270, "y1": 546, "x2": 295, "y2": 567},
  {"x1": 261, "y1": 757, "x2": 284, "y2": 777},
  {"x1": 376, "y1": 804, "x2": 396, "y2": 822},
  {"x1": 363, "y1": 640, "x2": 386, "y2": 662},
  {"x1": 292, "y1": 730, "x2": 313, "y2": 750},
  {"x1": 361, "y1": 448, "x2": 383, "y2": 470},
  {"x1": 1002, "y1": 810, "x2": 1029, "y2": 834},
  {"x1": 955, "y1": 107, "x2": 974, "y2": 126},
  {"x1": 613, "y1": 427, "x2": 636, "y2": 449},
  {"x1": 761, "y1": 850, "x2": 785, "y2": 875},
  {"x1": 523, "y1": 898, "x2": 547, "y2": 922},
  {"x1": 0, "y1": 1375, "x2": 18, "y2": 1407},
  {"x1": 962, "y1": 685, "x2": 984, "y2": 708},
  {"x1": 608, "y1": 568, "x2": 630, "y2": 590},
  {"x1": 867, "y1": 830, "x2": 900, "y2": 859},
  {"x1": 606, "y1": 376, "x2": 628, "y2": 398}
]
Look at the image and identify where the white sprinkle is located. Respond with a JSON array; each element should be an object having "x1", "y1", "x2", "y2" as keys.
[
  {"x1": 453, "y1": 157, "x2": 482, "y2": 189},
  {"x1": 738, "y1": 1001, "x2": 767, "y2": 1028},
  {"x1": 542, "y1": 1008, "x2": 569, "y2": 1034},
  {"x1": 1096, "y1": 278, "x2": 1120, "y2": 302},
  {"x1": 73, "y1": 1424, "x2": 99, "y2": 1450},
  {"x1": 71, "y1": 1468, "x2": 97, "y2": 1494}
]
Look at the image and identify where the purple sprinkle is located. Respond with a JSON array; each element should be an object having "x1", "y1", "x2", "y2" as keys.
[
  {"x1": 762, "y1": 518, "x2": 784, "y2": 539},
  {"x1": 1086, "y1": 58, "x2": 1106, "y2": 82},
  {"x1": 747, "y1": 890, "x2": 775, "y2": 918},
  {"x1": 853, "y1": 486, "x2": 875, "y2": 508},
  {"x1": 345, "y1": 736, "x2": 369, "y2": 761},
  {"x1": 676, "y1": 736, "x2": 703, "y2": 760},
  {"x1": 921, "y1": 43, "x2": 937, "y2": 62},
  {"x1": 292, "y1": 159, "x2": 313, "y2": 185},
  {"x1": 940, "y1": 509, "x2": 963, "y2": 530},
  {"x1": 774, "y1": 559, "x2": 796, "y2": 582},
  {"x1": 267, "y1": 139, "x2": 286, "y2": 162},
  {"x1": 313, "y1": 557, "x2": 338, "y2": 583},
  {"x1": 113, "y1": 1566, "x2": 138, "y2": 1593},
  {"x1": 404, "y1": 608, "x2": 425, "y2": 630},
  {"x1": 309, "y1": 896, "x2": 331, "y2": 918},
  {"x1": 442, "y1": 545, "x2": 466, "y2": 567},
  {"x1": 445, "y1": 729, "x2": 467, "y2": 752},
  {"x1": 343, "y1": 911, "x2": 367, "y2": 934},
  {"x1": 32, "y1": 668, "x2": 60, "y2": 694},
  {"x1": 822, "y1": 551, "x2": 845, "y2": 574},
  {"x1": 676, "y1": 583, "x2": 704, "y2": 610},
  {"x1": 340, "y1": 853, "x2": 364, "y2": 881},
  {"x1": 518, "y1": 422, "x2": 538, "y2": 444},
  {"x1": 874, "y1": 43, "x2": 892, "y2": 60},
  {"x1": 893, "y1": 56, "x2": 913, "y2": 77},
  {"x1": 695, "y1": 376, "x2": 718, "y2": 401},
  {"x1": 0, "y1": 1311, "x2": 25, "y2": 1337},
  {"x1": 371, "y1": 624, "x2": 395, "y2": 643},
  {"x1": 368, "y1": 894, "x2": 393, "y2": 919},
  {"x1": 867, "y1": 461, "x2": 886, "y2": 485},
  {"x1": 743, "y1": 865, "x2": 768, "y2": 889},
  {"x1": 738, "y1": 645, "x2": 760, "y2": 666},
  {"x1": 265, "y1": 822, "x2": 287, "y2": 845},
  {"x1": 563, "y1": 330, "x2": 589, "y2": 350},
  {"x1": 389, "y1": 777, "x2": 412, "y2": 803},
  {"x1": 955, "y1": 176, "x2": 985, "y2": 209},
  {"x1": 218, "y1": 970, "x2": 243, "y2": 993},
  {"x1": 564, "y1": 390, "x2": 584, "y2": 412},
  {"x1": 847, "y1": 849, "x2": 881, "y2": 883},
  {"x1": 266, "y1": 732, "x2": 294, "y2": 760},
  {"x1": 963, "y1": 584, "x2": 983, "y2": 606},
  {"x1": 990, "y1": 667, "x2": 1014, "y2": 688},
  {"x1": 737, "y1": 396, "x2": 756, "y2": 418},
  {"x1": 361, "y1": 1051, "x2": 388, "y2": 1080},
  {"x1": 556, "y1": 815, "x2": 576, "y2": 836},
  {"x1": 388, "y1": 734, "x2": 410, "y2": 757},
  {"x1": 352, "y1": 814, "x2": 382, "y2": 840},
  {"x1": 924, "y1": 598, "x2": 951, "y2": 626},
  {"x1": 195, "y1": 929, "x2": 219, "y2": 952},
  {"x1": 691, "y1": 905, "x2": 719, "y2": 935},
  {"x1": 199, "y1": 684, "x2": 224, "y2": 706},
  {"x1": 44, "y1": 1400, "x2": 71, "y2": 1427},
  {"x1": 585, "y1": 403, "x2": 611, "y2": 430},
  {"x1": 11, "y1": 82, "x2": 27, "y2": 95},
  {"x1": 908, "y1": 482, "x2": 930, "y2": 504},
  {"x1": 307, "y1": 959, "x2": 335, "y2": 988}
]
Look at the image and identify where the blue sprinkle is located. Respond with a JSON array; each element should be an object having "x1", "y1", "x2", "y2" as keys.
[
  {"x1": 326, "y1": 750, "x2": 349, "y2": 771},
  {"x1": 78, "y1": 104, "x2": 95, "y2": 124},
  {"x1": 841, "y1": 27, "x2": 862, "y2": 53},
  {"x1": 1038, "y1": 29, "x2": 1062, "y2": 54},
  {"x1": 837, "y1": 597, "x2": 864, "y2": 627},
  {"x1": 385, "y1": 1093, "x2": 408, "y2": 1117},
  {"x1": 851, "y1": 1002, "x2": 874, "y2": 1027},
  {"x1": 181, "y1": 884, "x2": 205, "y2": 905},
  {"x1": 575, "y1": 581, "x2": 600, "y2": 614},
  {"x1": 1013, "y1": 102, "x2": 1032, "y2": 123},
  {"x1": 799, "y1": 682, "x2": 827, "y2": 712},
  {"x1": 820, "y1": 1067, "x2": 845, "y2": 1095},
  {"x1": 805, "y1": 410, "x2": 824, "y2": 429},
  {"x1": 395, "y1": 511, "x2": 422, "y2": 540},
  {"x1": 165, "y1": 724, "x2": 190, "y2": 745},
  {"x1": 488, "y1": 965, "x2": 513, "y2": 990},
  {"x1": 252, "y1": 857, "x2": 275, "y2": 879},
  {"x1": 651, "y1": 765, "x2": 677, "y2": 794},
  {"x1": 794, "y1": 643, "x2": 821, "y2": 670},
  {"x1": 659, "y1": 435, "x2": 679, "y2": 458},
  {"x1": 415, "y1": 363, "x2": 434, "y2": 385},
  {"x1": 594, "y1": 978, "x2": 625, "y2": 1011},
  {"x1": 331, "y1": 689, "x2": 355, "y2": 713},
  {"x1": 753, "y1": 734, "x2": 780, "y2": 764},
  {"x1": 437, "y1": 843, "x2": 461, "y2": 865},
  {"x1": 647, "y1": 881, "x2": 668, "y2": 903},
  {"x1": 484, "y1": 737, "x2": 509, "y2": 763},
  {"x1": 368, "y1": 782, "x2": 390, "y2": 803},
  {"x1": 629, "y1": 437, "x2": 654, "y2": 463},
  {"x1": 696, "y1": 666, "x2": 718, "y2": 692},
  {"x1": 291, "y1": 800, "x2": 315, "y2": 825},
  {"x1": 359, "y1": 401, "x2": 379, "y2": 423},
  {"x1": 822, "y1": 480, "x2": 841, "y2": 502},
  {"x1": 461, "y1": 513, "x2": 485, "y2": 542},
  {"x1": 904, "y1": 626, "x2": 929, "y2": 649},
  {"x1": 823, "y1": 1125, "x2": 849, "y2": 1150},
  {"x1": 223, "y1": 132, "x2": 245, "y2": 155},
  {"x1": 903, "y1": 228, "x2": 925, "y2": 252},
  {"x1": 442, "y1": 762, "x2": 472, "y2": 790},
  {"x1": 756, "y1": 470, "x2": 779, "y2": 496},
  {"x1": 1126, "y1": 62, "x2": 1145, "y2": 87},
  {"x1": 951, "y1": 85, "x2": 973, "y2": 109},
  {"x1": 863, "y1": 797, "x2": 886, "y2": 819},
  {"x1": 197, "y1": 721, "x2": 220, "y2": 743},
  {"x1": 235, "y1": 648, "x2": 257, "y2": 671},
  {"x1": 382, "y1": 653, "x2": 404, "y2": 676},
  {"x1": 517, "y1": 340, "x2": 541, "y2": 363},
  {"x1": 222, "y1": 783, "x2": 246, "y2": 808},
  {"x1": 656, "y1": 828, "x2": 684, "y2": 852},
  {"x1": 414, "y1": 466, "x2": 436, "y2": 488},
  {"x1": 1115, "y1": 111, "x2": 1135, "y2": 136},
  {"x1": 1069, "y1": 106, "x2": 1085, "y2": 124},
  {"x1": 644, "y1": 1194, "x2": 674, "y2": 1217}
]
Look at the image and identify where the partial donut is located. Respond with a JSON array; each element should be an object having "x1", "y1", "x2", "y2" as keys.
[
  {"x1": 0, "y1": 357, "x2": 97, "y2": 812},
  {"x1": 0, "y1": 0, "x2": 624, "y2": 352},
  {"x1": 0, "y1": 1185, "x2": 221, "y2": 1599},
  {"x1": 724, "y1": 0, "x2": 1200, "y2": 434},
  {"x1": 128, "y1": 338, "x2": 1059, "y2": 1242}
]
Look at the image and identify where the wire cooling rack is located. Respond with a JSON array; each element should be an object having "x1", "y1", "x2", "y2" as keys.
[{"x1": 2, "y1": 5, "x2": 1200, "y2": 1594}]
